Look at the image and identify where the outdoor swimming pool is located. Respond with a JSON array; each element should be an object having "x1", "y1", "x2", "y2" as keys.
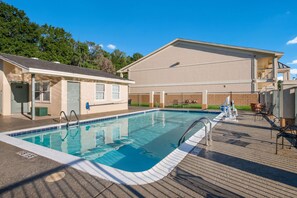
[
  {"x1": 13, "y1": 110, "x2": 219, "y2": 172},
  {"x1": 0, "y1": 109, "x2": 223, "y2": 184}
]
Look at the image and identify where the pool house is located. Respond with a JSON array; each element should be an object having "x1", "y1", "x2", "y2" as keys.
[{"x1": 0, "y1": 53, "x2": 134, "y2": 119}]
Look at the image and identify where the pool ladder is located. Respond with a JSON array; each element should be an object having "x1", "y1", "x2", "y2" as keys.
[
  {"x1": 178, "y1": 117, "x2": 212, "y2": 147},
  {"x1": 59, "y1": 110, "x2": 80, "y2": 128}
]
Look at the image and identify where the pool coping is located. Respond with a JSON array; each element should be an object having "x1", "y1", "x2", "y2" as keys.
[{"x1": 0, "y1": 109, "x2": 224, "y2": 185}]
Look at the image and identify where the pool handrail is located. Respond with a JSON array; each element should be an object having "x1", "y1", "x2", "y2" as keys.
[
  {"x1": 59, "y1": 111, "x2": 69, "y2": 128},
  {"x1": 178, "y1": 117, "x2": 212, "y2": 146},
  {"x1": 69, "y1": 110, "x2": 80, "y2": 126}
]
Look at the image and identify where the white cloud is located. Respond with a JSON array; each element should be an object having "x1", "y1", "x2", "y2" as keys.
[
  {"x1": 107, "y1": 44, "x2": 116, "y2": 50},
  {"x1": 99, "y1": 44, "x2": 104, "y2": 48},
  {"x1": 290, "y1": 69, "x2": 297, "y2": 75},
  {"x1": 287, "y1": 37, "x2": 297, "y2": 45},
  {"x1": 277, "y1": 76, "x2": 283, "y2": 81},
  {"x1": 287, "y1": 60, "x2": 297, "y2": 65}
]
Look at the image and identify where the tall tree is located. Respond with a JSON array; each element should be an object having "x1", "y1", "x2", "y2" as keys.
[
  {"x1": 0, "y1": 2, "x2": 39, "y2": 57},
  {"x1": 0, "y1": 1, "x2": 143, "y2": 75},
  {"x1": 37, "y1": 24, "x2": 75, "y2": 64},
  {"x1": 111, "y1": 49, "x2": 127, "y2": 71},
  {"x1": 71, "y1": 41, "x2": 90, "y2": 67}
]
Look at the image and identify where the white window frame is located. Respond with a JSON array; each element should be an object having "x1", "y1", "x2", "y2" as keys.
[
  {"x1": 95, "y1": 83, "x2": 105, "y2": 101},
  {"x1": 35, "y1": 81, "x2": 51, "y2": 103},
  {"x1": 112, "y1": 84, "x2": 120, "y2": 100}
]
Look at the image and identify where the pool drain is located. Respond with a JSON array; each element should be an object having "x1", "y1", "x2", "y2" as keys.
[
  {"x1": 16, "y1": 150, "x2": 38, "y2": 159},
  {"x1": 45, "y1": 172, "x2": 66, "y2": 183}
]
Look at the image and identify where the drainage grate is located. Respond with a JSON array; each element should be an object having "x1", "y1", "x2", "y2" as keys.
[{"x1": 16, "y1": 151, "x2": 38, "y2": 159}]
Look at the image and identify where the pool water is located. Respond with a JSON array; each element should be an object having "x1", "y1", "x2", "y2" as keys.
[{"x1": 16, "y1": 110, "x2": 218, "y2": 172}]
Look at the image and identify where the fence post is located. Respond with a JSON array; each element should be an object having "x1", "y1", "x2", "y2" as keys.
[
  {"x1": 160, "y1": 91, "x2": 165, "y2": 108},
  {"x1": 149, "y1": 91, "x2": 154, "y2": 108},
  {"x1": 202, "y1": 90, "x2": 208, "y2": 110}
]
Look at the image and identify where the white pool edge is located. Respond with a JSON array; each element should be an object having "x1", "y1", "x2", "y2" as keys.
[{"x1": 0, "y1": 110, "x2": 224, "y2": 185}]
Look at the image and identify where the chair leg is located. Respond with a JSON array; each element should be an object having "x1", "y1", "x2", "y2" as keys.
[
  {"x1": 282, "y1": 137, "x2": 284, "y2": 149},
  {"x1": 271, "y1": 128, "x2": 273, "y2": 139},
  {"x1": 276, "y1": 136, "x2": 278, "y2": 154}
]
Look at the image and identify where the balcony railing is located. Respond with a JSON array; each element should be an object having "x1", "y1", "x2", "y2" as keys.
[{"x1": 258, "y1": 70, "x2": 273, "y2": 80}]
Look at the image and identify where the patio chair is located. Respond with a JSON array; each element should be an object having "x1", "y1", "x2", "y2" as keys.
[
  {"x1": 276, "y1": 125, "x2": 297, "y2": 154},
  {"x1": 268, "y1": 116, "x2": 282, "y2": 139},
  {"x1": 254, "y1": 104, "x2": 275, "y2": 121}
]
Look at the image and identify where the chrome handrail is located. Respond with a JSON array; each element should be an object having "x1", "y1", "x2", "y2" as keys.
[
  {"x1": 178, "y1": 117, "x2": 212, "y2": 146},
  {"x1": 69, "y1": 110, "x2": 80, "y2": 126},
  {"x1": 59, "y1": 111, "x2": 69, "y2": 128}
]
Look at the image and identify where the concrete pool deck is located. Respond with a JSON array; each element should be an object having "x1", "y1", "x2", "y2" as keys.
[{"x1": 0, "y1": 108, "x2": 297, "y2": 197}]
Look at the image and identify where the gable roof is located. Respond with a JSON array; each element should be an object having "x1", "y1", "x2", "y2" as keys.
[
  {"x1": 117, "y1": 38, "x2": 284, "y2": 72},
  {"x1": 0, "y1": 53, "x2": 134, "y2": 84},
  {"x1": 278, "y1": 62, "x2": 290, "y2": 70}
]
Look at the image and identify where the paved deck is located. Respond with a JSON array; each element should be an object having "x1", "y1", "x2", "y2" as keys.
[
  {"x1": 0, "y1": 107, "x2": 149, "y2": 132},
  {"x1": 0, "y1": 109, "x2": 297, "y2": 197}
]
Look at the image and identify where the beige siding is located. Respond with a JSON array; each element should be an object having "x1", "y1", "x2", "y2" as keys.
[
  {"x1": 1, "y1": 61, "x2": 23, "y2": 115},
  {"x1": 80, "y1": 82, "x2": 128, "y2": 115},
  {"x1": 34, "y1": 78, "x2": 63, "y2": 116},
  {"x1": 128, "y1": 42, "x2": 253, "y2": 93},
  {"x1": 0, "y1": 60, "x2": 129, "y2": 116}
]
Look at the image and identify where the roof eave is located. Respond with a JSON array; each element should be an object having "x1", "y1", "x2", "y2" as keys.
[
  {"x1": 27, "y1": 68, "x2": 135, "y2": 84},
  {"x1": 0, "y1": 55, "x2": 29, "y2": 72}
]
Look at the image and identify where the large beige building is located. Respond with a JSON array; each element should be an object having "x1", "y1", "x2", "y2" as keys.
[
  {"x1": 118, "y1": 39, "x2": 291, "y2": 106},
  {"x1": 0, "y1": 53, "x2": 134, "y2": 119}
]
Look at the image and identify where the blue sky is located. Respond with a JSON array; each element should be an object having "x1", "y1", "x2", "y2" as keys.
[{"x1": 4, "y1": 0, "x2": 297, "y2": 76}]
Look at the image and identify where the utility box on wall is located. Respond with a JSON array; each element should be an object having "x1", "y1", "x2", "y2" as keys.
[{"x1": 35, "y1": 107, "x2": 48, "y2": 116}]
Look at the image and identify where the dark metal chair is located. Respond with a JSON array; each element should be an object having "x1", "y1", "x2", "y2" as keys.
[
  {"x1": 276, "y1": 125, "x2": 297, "y2": 154},
  {"x1": 254, "y1": 104, "x2": 275, "y2": 121}
]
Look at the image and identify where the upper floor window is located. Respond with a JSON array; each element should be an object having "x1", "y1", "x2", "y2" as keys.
[
  {"x1": 112, "y1": 85, "x2": 120, "y2": 99},
  {"x1": 96, "y1": 84, "x2": 105, "y2": 100},
  {"x1": 35, "y1": 81, "x2": 50, "y2": 102}
]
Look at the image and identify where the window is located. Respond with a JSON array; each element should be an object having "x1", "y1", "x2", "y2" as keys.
[
  {"x1": 112, "y1": 85, "x2": 120, "y2": 99},
  {"x1": 35, "y1": 81, "x2": 50, "y2": 102},
  {"x1": 96, "y1": 84, "x2": 105, "y2": 100}
]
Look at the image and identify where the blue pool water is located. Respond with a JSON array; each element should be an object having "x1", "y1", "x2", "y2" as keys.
[{"x1": 15, "y1": 110, "x2": 218, "y2": 172}]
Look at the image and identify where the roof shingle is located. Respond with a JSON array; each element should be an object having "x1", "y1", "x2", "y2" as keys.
[{"x1": 0, "y1": 53, "x2": 129, "y2": 81}]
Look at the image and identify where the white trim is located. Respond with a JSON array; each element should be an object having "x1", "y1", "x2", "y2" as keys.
[
  {"x1": 95, "y1": 83, "x2": 106, "y2": 101},
  {"x1": 112, "y1": 84, "x2": 120, "y2": 100},
  {"x1": 35, "y1": 81, "x2": 51, "y2": 103},
  {"x1": 27, "y1": 68, "x2": 134, "y2": 84},
  {"x1": 0, "y1": 109, "x2": 224, "y2": 185},
  {"x1": 130, "y1": 80, "x2": 252, "y2": 88}
]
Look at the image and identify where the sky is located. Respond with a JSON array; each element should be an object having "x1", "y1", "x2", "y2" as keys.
[{"x1": 3, "y1": 0, "x2": 297, "y2": 77}]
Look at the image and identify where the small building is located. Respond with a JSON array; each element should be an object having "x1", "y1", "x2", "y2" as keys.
[
  {"x1": 118, "y1": 38, "x2": 291, "y2": 106},
  {"x1": 0, "y1": 53, "x2": 134, "y2": 119}
]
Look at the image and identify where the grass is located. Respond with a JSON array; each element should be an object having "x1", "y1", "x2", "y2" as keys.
[
  {"x1": 131, "y1": 102, "x2": 149, "y2": 107},
  {"x1": 131, "y1": 103, "x2": 251, "y2": 111}
]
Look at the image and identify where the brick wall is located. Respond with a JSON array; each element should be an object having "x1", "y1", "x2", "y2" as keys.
[
  {"x1": 208, "y1": 93, "x2": 259, "y2": 106},
  {"x1": 129, "y1": 93, "x2": 258, "y2": 106}
]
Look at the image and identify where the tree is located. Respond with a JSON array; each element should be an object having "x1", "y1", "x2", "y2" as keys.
[
  {"x1": 111, "y1": 49, "x2": 127, "y2": 71},
  {"x1": 132, "y1": 53, "x2": 143, "y2": 61},
  {"x1": 0, "y1": 2, "x2": 39, "y2": 57},
  {"x1": 87, "y1": 41, "x2": 115, "y2": 73},
  {"x1": 0, "y1": 1, "x2": 142, "y2": 74},
  {"x1": 37, "y1": 24, "x2": 75, "y2": 64},
  {"x1": 71, "y1": 41, "x2": 90, "y2": 67}
]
